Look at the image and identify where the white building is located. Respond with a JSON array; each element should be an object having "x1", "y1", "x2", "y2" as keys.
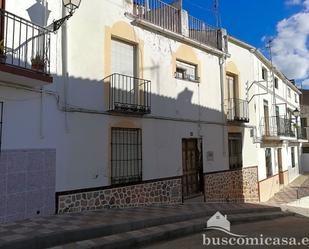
[{"x1": 0, "y1": 0, "x2": 305, "y2": 223}]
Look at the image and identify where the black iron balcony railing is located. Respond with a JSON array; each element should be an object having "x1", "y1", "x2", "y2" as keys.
[
  {"x1": 105, "y1": 73, "x2": 151, "y2": 115},
  {"x1": 297, "y1": 127, "x2": 307, "y2": 140},
  {"x1": 260, "y1": 115, "x2": 296, "y2": 138},
  {"x1": 0, "y1": 9, "x2": 50, "y2": 74},
  {"x1": 133, "y1": 0, "x2": 223, "y2": 51},
  {"x1": 226, "y1": 98, "x2": 249, "y2": 123}
]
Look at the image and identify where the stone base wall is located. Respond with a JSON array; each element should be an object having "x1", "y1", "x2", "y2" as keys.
[
  {"x1": 204, "y1": 167, "x2": 259, "y2": 203},
  {"x1": 57, "y1": 177, "x2": 182, "y2": 214},
  {"x1": 0, "y1": 149, "x2": 56, "y2": 223}
]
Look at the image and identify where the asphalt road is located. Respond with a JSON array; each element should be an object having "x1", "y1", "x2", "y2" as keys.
[{"x1": 141, "y1": 216, "x2": 309, "y2": 249}]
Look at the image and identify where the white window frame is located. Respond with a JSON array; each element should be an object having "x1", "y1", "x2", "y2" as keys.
[{"x1": 175, "y1": 60, "x2": 199, "y2": 82}]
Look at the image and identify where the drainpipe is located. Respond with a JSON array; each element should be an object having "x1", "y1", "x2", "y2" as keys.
[
  {"x1": 219, "y1": 55, "x2": 226, "y2": 156},
  {"x1": 61, "y1": 3, "x2": 70, "y2": 133}
]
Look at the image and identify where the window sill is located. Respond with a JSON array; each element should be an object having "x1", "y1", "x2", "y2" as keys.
[{"x1": 175, "y1": 76, "x2": 200, "y2": 83}]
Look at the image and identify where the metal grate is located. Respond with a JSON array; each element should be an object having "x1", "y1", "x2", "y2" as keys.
[
  {"x1": 0, "y1": 102, "x2": 3, "y2": 154},
  {"x1": 111, "y1": 128, "x2": 142, "y2": 185}
]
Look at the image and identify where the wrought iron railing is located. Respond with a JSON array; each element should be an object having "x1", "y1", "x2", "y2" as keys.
[
  {"x1": 188, "y1": 14, "x2": 221, "y2": 49},
  {"x1": 260, "y1": 116, "x2": 296, "y2": 138},
  {"x1": 133, "y1": 0, "x2": 222, "y2": 50},
  {"x1": 105, "y1": 73, "x2": 151, "y2": 114},
  {"x1": 226, "y1": 98, "x2": 249, "y2": 122},
  {"x1": 0, "y1": 9, "x2": 50, "y2": 74},
  {"x1": 297, "y1": 127, "x2": 307, "y2": 140}
]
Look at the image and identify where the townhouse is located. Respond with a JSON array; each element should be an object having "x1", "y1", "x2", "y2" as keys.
[
  {"x1": 0, "y1": 0, "x2": 306, "y2": 223},
  {"x1": 300, "y1": 89, "x2": 309, "y2": 173}
]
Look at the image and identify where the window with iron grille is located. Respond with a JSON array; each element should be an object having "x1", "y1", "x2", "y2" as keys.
[
  {"x1": 291, "y1": 147, "x2": 295, "y2": 168},
  {"x1": 265, "y1": 148, "x2": 273, "y2": 178},
  {"x1": 111, "y1": 128, "x2": 142, "y2": 185},
  {"x1": 0, "y1": 102, "x2": 3, "y2": 153}
]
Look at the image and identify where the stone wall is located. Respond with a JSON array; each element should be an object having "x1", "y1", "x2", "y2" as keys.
[
  {"x1": 57, "y1": 177, "x2": 182, "y2": 214},
  {"x1": 204, "y1": 167, "x2": 259, "y2": 203},
  {"x1": 0, "y1": 149, "x2": 56, "y2": 223}
]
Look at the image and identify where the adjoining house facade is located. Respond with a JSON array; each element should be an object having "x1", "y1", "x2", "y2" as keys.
[
  {"x1": 300, "y1": 89, "x2": 309, "y2": 173},
  {"x1": 0, "y1": 0, "x2": 306, "y2": 222}
]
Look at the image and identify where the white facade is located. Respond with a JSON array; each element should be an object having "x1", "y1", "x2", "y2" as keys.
[{"x1": 0, "y1": 0, "x2": 306, "y2": 222}]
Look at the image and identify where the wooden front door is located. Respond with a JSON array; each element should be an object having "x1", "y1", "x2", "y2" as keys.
[
  {"x1": 278, "y1": 148, "x2": 284, "y2": 185},
  {"x1": 182, "y1": 139, "x2": 204, "y2": 198}
]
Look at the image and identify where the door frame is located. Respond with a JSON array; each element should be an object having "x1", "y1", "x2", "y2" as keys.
[
  {"x1": 277, "y1": 148, "x2": 284, "y2": 185},
  {"x1": 181, "y1": 138, "x2": 204, "y2": 200}
]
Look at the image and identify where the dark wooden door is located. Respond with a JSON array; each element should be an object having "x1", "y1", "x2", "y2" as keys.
[
  {"x1": 278, "y1": 148, "x2": 284, "y2": 185},
  {"x1": 182, "y1": 139, "x2": 203, "y2": 198}
]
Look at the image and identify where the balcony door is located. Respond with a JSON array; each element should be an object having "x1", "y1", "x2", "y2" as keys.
[
  {"x1": 264, "y1": 100, "x2": 270, "y2": 136},
  {"x1": 226, "y1": 74, "x2": 238, "y2": 118},
  {"x1": 111, "y1": 38, "x2": 138, "y2": 107}
]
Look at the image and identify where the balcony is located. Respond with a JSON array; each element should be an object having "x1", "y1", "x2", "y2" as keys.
[
  {"x1": 133, "y1": 0, "x2": 225, "y2": 51},
  {"x1": 104, "y1": 73, "x2": 151, "y2": 115},
  {"x1": 0, "y1": 9, "x2": 52, "y2": 87},
  {"x1": 226, "y1": 98, "x2": 249, "y2": 123},
  {"x1": 260, "y1": 116, "x2": 297, "y2": 140}
]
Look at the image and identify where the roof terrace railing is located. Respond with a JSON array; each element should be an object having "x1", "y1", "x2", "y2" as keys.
[{"x1": 133, "y1": 0, "x2": 223, "y2": 50}]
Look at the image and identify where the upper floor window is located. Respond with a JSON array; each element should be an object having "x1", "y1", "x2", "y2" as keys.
[
  {"x1": 274, "y1": 77, "x2": 278, "y2": 89},
  {"x1": 288, "y1": 88, "x2": 291, "y2": 98},
  {"x1": 262, "y1": 67, "x2": 268, "y2": 81},
  {"x1": 111, "y1": 38, "x2": 136, "y2": 77},
  {"x1": 295, "y1": 93, "x2": 299, "y2": 103},
  {"x1": 175, "y1": 60, "x2": 199, "y2": 82}
]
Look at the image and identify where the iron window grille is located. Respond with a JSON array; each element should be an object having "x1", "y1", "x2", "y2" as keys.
[
  {"x1": 265, "y1": 148, "x2": 273, "y2": 178},
  {"x1": 0, "y1": 102, "x2": 3, "y2": 154},
  {"x1": 291, "y1": 147, "x2": 295, "y2": 168},
  {"x1": 111, "y1": 128, "x2": 142, "y2": 185}
]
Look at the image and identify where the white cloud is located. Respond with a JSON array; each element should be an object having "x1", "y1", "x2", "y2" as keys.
[
  {"x1": 272, "y1": 1, "x2": 309, "y2": 80},
  {"x1": 302, "y1": 79, "x2": 309, "y2": 87},
  {"x1": 286, "y1": 0, "x2": 302, "y2": 5}
]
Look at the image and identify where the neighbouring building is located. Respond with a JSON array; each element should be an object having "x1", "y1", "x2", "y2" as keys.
[
  {"x1": 300, "y1": 89, "x2": 309, "y2": 173},
  {"x1": 0, "y1": 0, "x2": 306, "y2": 223}
]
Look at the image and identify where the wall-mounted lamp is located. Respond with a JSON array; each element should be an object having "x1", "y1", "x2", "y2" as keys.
[
  {"x1": 48, "y1": 0, "x2": 81, "y2": 32},
  {"x1": 293, "y1": 108, "x2": 300, "y2": 118}
]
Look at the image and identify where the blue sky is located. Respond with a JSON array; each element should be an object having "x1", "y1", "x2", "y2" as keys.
[{"x1": 182, "y1": 0, "x2": 309, "y2": 88}]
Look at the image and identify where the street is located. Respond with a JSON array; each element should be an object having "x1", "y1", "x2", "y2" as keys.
[{"x1": 141, "y1": 216, "x2": 309, "y2": 248}]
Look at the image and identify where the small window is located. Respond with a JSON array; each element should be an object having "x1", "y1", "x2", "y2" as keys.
[
  {"x1": 175, "y1": 60, "x2": 198, "y2": 82},
  {"x1": 302, "y1": 147, "x2": 309, "y2": 154},
  {"x1": 288, "y1": 88, "x2": 291, "y2": 98},
  {"x1": 295, "y1": 93, "x2": 298, "y2": 103},
  {"x1": 301, "y1": 117, "x2": 307, "y2": 127},
  {"x1": 274, "y1": 77, "x2": 278, "y2": 89},
  {"x1": 291, "y1": 147, "x2": 295, "y2": 168},
  {"x1": 262, "y1": 67, "x2": 268, "y2": 81},
  {"x1": 111, "y1": 128, "x2": 142, "y2": 185}
]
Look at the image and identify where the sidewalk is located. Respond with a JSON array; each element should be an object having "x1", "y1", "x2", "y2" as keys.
[{"x1": 0, "y1": 202, "x2": 284, "y2": 249}]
